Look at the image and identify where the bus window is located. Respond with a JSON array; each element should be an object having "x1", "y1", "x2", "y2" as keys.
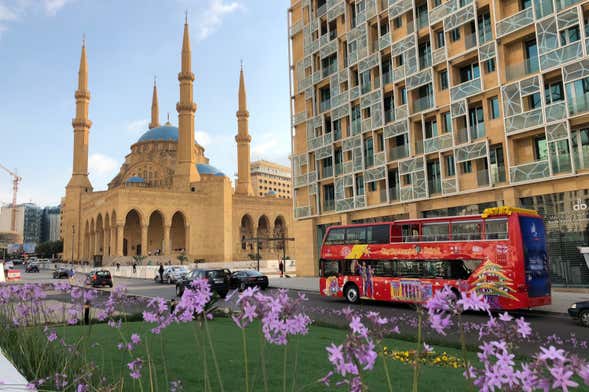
[
  {"x1": 321, "y1": 260, "x2": 339, "y2": 277},
  {"x1": 485, "y1": 218, "x2": 508, "y2": 240},
  {"x1": 346, "y1": 227, "x2": 366, "y2": 244},
  {"x1": 451, "y1": 220, "x2": 482, "y2": 240},
  {"x1": 373, "y1": 260, "x2": 395, "y2": 277},
  {"x1": 422, "y1": 222, "x2": 450, "y2": 241},
  {"x1": 325, "y1": 228, "x2": 346, "y2": 244},
  {"x1": 391, "y1": 225, "x2": 403, "y2": 242},
  {"x1": 402, "y1": 224, "x2": 420, "y2": 242},
  {"x1": 462, "y1": 259, "x2": 482, "y2": 274},
  {"x1": 395, "y1": 260, "x2": 422, "y2": 277},
  {"x1": 367, "y1": 224, "x2": 391, "y2": 244}
]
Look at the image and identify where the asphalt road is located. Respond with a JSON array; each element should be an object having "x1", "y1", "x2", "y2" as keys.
[{"x1": 17, "y1": 267, "x2": 589, "y2": 356}]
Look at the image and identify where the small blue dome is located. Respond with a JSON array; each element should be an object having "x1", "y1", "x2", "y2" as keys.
[
  {"x1": 266, "y1": 190, "x2": 277, "y2": 196},
  {"x1": 126, "y1": 176, "x2": 145, "y2": 183},
  {"x1": 196, "y1": 163, "x2": 225, "y2": 176},
  {"x1": 138, "y1": 126, "x2": 178, "y2": 143}
]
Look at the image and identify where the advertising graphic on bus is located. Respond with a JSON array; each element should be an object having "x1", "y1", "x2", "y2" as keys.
[{"x1": 319, "y1": 207, "x2": 551, "y2": 310}]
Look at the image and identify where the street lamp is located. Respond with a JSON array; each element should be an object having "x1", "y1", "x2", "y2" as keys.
[{"x1": 71, "y1": 224, "x2": 75, "y2": 265}]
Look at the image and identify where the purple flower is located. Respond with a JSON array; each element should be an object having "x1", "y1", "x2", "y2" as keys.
[
  {"x1": 457, "y1": 291, "x2": 490, "y2": 313},
  {"x1": 77, "y1": 383, "x2": 88, "y2": 392},
  {"x1": 127, "y1": 358, "x2": 143, "y2": 380},
  {"x1": 539, "y1": 346, "x2": 566, "y2": 362},
  {"x1": 516, "y1": 317, "x2": 532, "y2": 339},
  {"x1": 550, "y1": 365, "x2": 578, "y2": 392},
  {"x1": 349, "y1": 316, "x2": 368, "y2": 338},
  {"x1": 319, "y1": 371, "x2": 333, "y2": 386},
  {"x1": 423, "y1": 343, "x2": 433, "y2": 353},
  {"x1": 499, "y1": 312, "x2": 513, "y2": 322},
  {"x1": 130, "y1": 333, "x2": 141, "y2": 345}
]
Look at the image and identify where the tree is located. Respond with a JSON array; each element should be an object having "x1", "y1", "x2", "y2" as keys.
[
  {"x1": 35, "y1": 240, "x2": 63, "y2": 258},
  {"x1": 177, "y1": 252, "x2": 188, "y2": 265}
]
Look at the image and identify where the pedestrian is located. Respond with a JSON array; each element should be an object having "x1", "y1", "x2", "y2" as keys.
[
  {"x1": 159, "y1": 263, "x2": 164, "y2": 283},
  {"x1": 116, "y1": 262, "x2": 120, "y2": 271},
  {"x1": 132, "y1": 262, "x2": 137, "y2": 274},
  {"x1": 279, "y1": 258, "x2": 284, "y2": 278}
]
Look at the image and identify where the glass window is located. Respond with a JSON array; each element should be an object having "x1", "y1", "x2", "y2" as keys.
[
  {"x1": 528, "y1": 92, "x2": 542, "y2": 109},
  {"x1": 489, "y1": 96, "x2": 500, "y2": 119},
  {"x1": 425, "y1": 119, "x2": 438, "y2": 138},
  {"x1": 436, "y1": 31, "x2": 445, "y2": 48},
  {"x1": 321, "y1": 260, "x2": 339, "y2": 277},
  {"x1": 402, "y1": 224, "x2": 420, "y2": 242},
  {"x1": 445, "y1": 155, "x2": 455, "y2": 176},
  {"x1": 439, "y1": 70, "x2": 448, "y2": 90},
  {"x1": 395, "y1": 260, "x2": 422, "y2": 277},
  {"x1": 346, "y1": 227, "x2": 366, "y2": 243},
  {"x1": 373, "y1": 260, "x2": 395, "y2": 277},
  {"x1": 559, "y1": 25, "x2": 580, "y2": 46},
  {"x1": 400, "y1": 87, "x2": 407, "y2": 104},
  {"x1": 366, "y1": 225, "x2": 390, "y2": 244},
  {"x1": 450, "y1": 28, "x2": 460, "y2": 42},
  {"x1": 442, "y1": 112, "x2": 452, "y2": 133},
  {"x1": 325, "y1": 228, "x2": 346, "y2": 244},
  {"x1": 485, "y1": 218, "x2": 508, "y2": 240},
  {"x1": 356, "y1": 174, "x2": 365, "y2": 195},
  {"x1": 361, "y1": 71, "x2": 371, "y2": 94},
  {"x1": 534, "y1": 136, "x2": 548, "y2": 160},
  {"x1": 520, "y1": 0, "x2": 532, "y2": 9},
  {"x1": 485, "y1": 58, "x2": 495, "y2": 73},
  {"x1": 451, "y1": 220, "x2": 483, "y2": 240},
  {"x1": 462, "y1": 161, "x2": 472, "y2": 173},
  {"x1": 545, "y1": 81, "x2": 564, "y2": 104},
  {"x1": 394, "y1": 17, "x2": 402, "y2": 28},
  {"x1": 422, "y1": 222, "x2": 450, "y2": 241}
]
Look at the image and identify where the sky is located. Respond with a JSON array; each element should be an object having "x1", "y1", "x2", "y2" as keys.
[{"x1": 0, "y1": 0, "x2": 292, "y2": 207}]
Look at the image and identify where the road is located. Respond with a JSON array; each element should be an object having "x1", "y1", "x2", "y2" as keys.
[{"x1": 16, "y1": 267, "x2": 589, "y2": 355}]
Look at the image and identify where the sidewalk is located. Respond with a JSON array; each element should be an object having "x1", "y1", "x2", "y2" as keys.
[
  {"x1": 0, "y1": 349, "x2": 29, "y2": 390},
  {"x1": 268, "y1": 277, "x2": 589, "y2": 314}
]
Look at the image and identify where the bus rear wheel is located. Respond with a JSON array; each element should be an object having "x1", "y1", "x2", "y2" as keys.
[{"x1": 344, "y1": 284, "x2": 360, "y2": 304}]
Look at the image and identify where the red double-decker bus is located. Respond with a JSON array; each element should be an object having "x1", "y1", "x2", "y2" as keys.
[{"x1": 319, "y1": 207, "x2": 551, "y2": 310}]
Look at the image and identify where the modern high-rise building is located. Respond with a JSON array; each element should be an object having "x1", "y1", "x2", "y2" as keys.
[
  {"x1": 288, "y1": 0, "x2": 589, "y2": 285},
  {"x1": 0, "y1": 203, "x2": 42, "y2": 247},
  {"x1": 41, "y1": 206, "x2": 61, "y2": 242},
  {"x1": 250, "y1": 160, "x2": 293, "y2": 199}
]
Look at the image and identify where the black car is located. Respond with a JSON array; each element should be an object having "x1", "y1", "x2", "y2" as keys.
[
  {"x1": 53, "y1": 268, "x2": 70, "y2": 279},
  {"x1": 88, "y1": 270, "x2": 113, "y2": 288},
  {"x1": 568, "y1": 301, "x2": 589, "y2": 327},
  {"x1": 176, "y1": 269, "x2": 231, "y2": 299},
  {"x1": 25, "y1": 263, "x2": 39, "y2": 273},
  {"x1": 230, "y1": 270, "x2": 269, "y2": 291}
]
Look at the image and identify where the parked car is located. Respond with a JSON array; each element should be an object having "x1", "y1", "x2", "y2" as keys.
[
  {"x1": 53, "y1": 268, "x2": 70, "y2": 279},
  {"x1": 4, "y1": 260, "x2": 14, "y2": 269},
  {"x1": 155, "y1": 266, "x2": 190, "y2": 284},
  {"x1": 568, "y1": 301, "x2": 589, "y2": 327},
  {"x1": 87, "y1": 270, "x2": 113, "y2": 288},
  {"x1": 25, "y1": 263, "x2": 40, "y2": 273},
  {"x1": 176, "y1": 269, "x2": 231, "y2": 299},
  {"x1": 11, "y1": 259, "x2": 23, "y2": 265},
  {"x1": 230, "y1": 270, "x2": 269, "y2": 291}
]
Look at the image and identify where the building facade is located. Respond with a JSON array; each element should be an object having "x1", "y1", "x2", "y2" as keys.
[
  {"x1": 288, "y1": 0, "x2": 589, "y2": 286},
  {"x1": 61, "y1": 21, "x2": 293, "y2": 264},
  {"x1": 0, "y1": 203, "x2": 43, "y2": 247},
  {"x1": 250, "y1": 160, "x2": 293, "y2": 198},
  {"x1": 41, "y1": 206, "x2": 61, "y2": 242}
]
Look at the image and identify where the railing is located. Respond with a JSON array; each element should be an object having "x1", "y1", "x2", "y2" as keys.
[
  {"x1": 317, "y1": 3, "x2": 327, "y2": 17},
  {"x1": 335, "y1": 163, "x2": 343, "y2": 176},
  {"x1": 389, "y1": 145, "x2": 410, "y2": 161},
  {"x1": 551, "y1": 154, "x2": 573, "y2": 174},
  {"x1": 414, "y1": 141, "x2": 424, "y2": 155},
  {"x1": 567, "y1": 92, "x2": 589, "y2": 116},
  {"x1": 294, "y1": 206, "x2": 312, "y2": 219},
  {"x1": 351, "y1": 119, "x2": 361, "y2": 134},
  {"x1": 389, "y1": 187, "x2": 400, "y2": 201},
  {"x1": 476, "y1": 169, "x2": 490, "y2": 186},
  {"x1": 319, "y1": 99, "x2": 331, "y2": 113},
  {"x1": 384, "y1": 108, "x2": 394, "y2": 124},
  {"x1": 419, "y1": 54, "x2": 432, "y2": 70},
  {"x1": 546, "y1": 101, "x2": 567, "y2": 122},
  {"x1": 465, "y1": 32, "x2": 477, "y2": 50},
  {"x1": 321, "y1": 166, "x2": 334, "y2": 179},
  {"x1": 413, "y1": 95, "x2": 434, "y2": 113},
  {"x1": 427, "y1": 179, "x2": 442, "y2": 194},
  {"x1": 509, "y1": 160, "x2": 549, "y2": 182},
  {"x1": 456, "y1": 127, "x2": 469, "y2": 144},
  {"x1": 382, "y1": 71, "x2": 392, "y2": 85},
  {"x1": 380, "y1": 187, "x2": 388, "y2": 203},
  {"x1": 322, "y1": 62, "x2": 338, "y2": 78},
  {"x1": 505, "y1": 57, "x2": 539, "y2": 81},
  {"x1": 424, "y1": 133, "x2": 453, "y2": 153},
  {"x1": 470, "y1": 123, "x2": 486, "y2": 140},
  {"x1": 323, "y1": 199, "x2": 335, "y2": 212},
  {"x1": 490, "y1": 165, "x2": 506, "y2": 184},
  {"x1": 417, "y1": 11, "x2": 429, "y2": 30},
  {"x1": 450, "y1": 78, "x2": 481, "y2": 101},
  {"x1": 379, "y1": 33, "x2": 391, "y2": 50},
  {"x1": 505, "y1": 108, "x2": 544, "y2": 134},
  {"x1": 495, "y1": 7, "x2": 534, "y2": 38}
]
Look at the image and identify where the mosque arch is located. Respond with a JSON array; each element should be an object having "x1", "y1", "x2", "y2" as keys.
[
  {"x1": 273, "y1": 215, "x2": 287, "y2": 251},
  {"x1": 240, "y1": 214, "x2": 254, "y2": 251},
  {"x1": 170, "y1": 211, "x2": 186, "y2": 253},
  {"x1": 123, "y1": 209, "x2": 142, "y2": 256},
  {"x1": 95, "y1": 214, "x2": 104, "y2": 255},
  {"x1": 89, "y1": 218, "x2": 95, "y2": 259},
  {"x1": 256, "y1": 215, "x2": 270, "y2": 250},
  {"x1": 104, "y1": 213, "x2": 111, "y2": 256},
  {"x1": 83, "y1": 220, "x2": 90, "y2": 260},
  {"x1": 147, "y1": 210, "x2": 165, "y2": 256}
]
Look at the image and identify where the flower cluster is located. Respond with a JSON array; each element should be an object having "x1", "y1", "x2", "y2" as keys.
[
  {"x1": 382, "y1": 346, "x2": 464, "y2": 369},
  {"x1": 232, "y1": 288, "x2": 312, "y2": 345},
  {"x1": 127, "y1": 358, "x2": 143, "y2": 380}
]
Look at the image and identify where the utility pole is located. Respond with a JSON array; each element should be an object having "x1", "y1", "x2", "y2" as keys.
[{"x1": 71, "y1": 225, "x2": 75, "y2": 264}]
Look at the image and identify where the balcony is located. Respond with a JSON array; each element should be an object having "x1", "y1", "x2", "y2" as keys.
[
  {"x1": 505, "y1": 57, "x2": 539, "y2": 81},
  {"x1": 417, "y1": 12, "x2": 429, "y2": 30},
  {"x1": 545, "y1": 101, "x2": 567, "y2": 122},
  {"x1": 382, "y1": 70, "x2": 392, "y2": 85},
  {"x1": 465, "y1": 32, "x2": 477, "y2": 50},
  {"x1": 450, "y1": 78, "x2": 482, "y2": 101},
  {"x1": 389, "y1": 144, "x2": 410, "y2": 161},
  {"x1": 505, "y1": 108, "x2": 543, "y2": 134},
  {"x1": 335, "y1": 163, "x2": 342, "y2": 176},
  {"x1": 414, "y1": 95, "x2": 434, "y2": 113},
  {"x1": 470, "y1": 123, "x2": 486, "y2": 140},
  {"x1": 495, "y1": 7, "x2": 534, "y2": 38},
  {"x1": 509, "y1": 160, "x2": 550, "y2": 182},
  {"x1": 322, "y1": 62, "x2": 338, "y2": 79},
  {"x1": 323, "y1": 199, "x2": 335, "y2": 212},
  {"x1": 351, "y1": 119, "x2": 361, "y2": 135},
  {"x1": 321, "y1": 165, "x2": 334, "y2": 179},
  {"x1": 567, "y1": 92, "x2": 589, "y2": 116},
  {"x1": 551, "y1": 153, "x2": 573, "y2": 174},
  {"x1": 476, "y1": 169, "x2": 490, "y2": 186},
  {"x1": 456, "y1": 127, "x2": 469, "y2": 144},
  {"x1": 424, "y1": 133, "x2": 453, "y2": 153},
  {"x1": 319, "y1": 99, "x2": 331, "y2": 113},
  {"x1": 380, "y1": 187, "x2": 388, "y2": 203},
  {"x1": 317, "y1": 3, "x2": 327, "y2": 17},
  {"x1": 490, "y1": 165, "x2": 506, "y2": 184},
  {"x1": 427, "y1": 179, "x2": 442, "y2": 194},
  {"x1": 419, "y1": 55, "x2": 432, "y2": 70}
]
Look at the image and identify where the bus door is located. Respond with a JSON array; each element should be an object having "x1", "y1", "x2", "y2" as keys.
[{"x1": 519, "y1": 216, "x2": 551, "y2": 297}]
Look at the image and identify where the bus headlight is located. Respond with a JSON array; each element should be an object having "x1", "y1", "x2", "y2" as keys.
[{"x1": 571, "y1": 303, "x2": 577, "y2": 309}]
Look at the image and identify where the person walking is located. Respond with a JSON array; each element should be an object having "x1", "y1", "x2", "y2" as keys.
[
  {"x1": 159, "y1": 263, "x2": 165, "y2": 283},
  {"x1": 279, "y1": 259, "x2": 284, "y2": 278},
  {"x1": 132, "y1": 262, "x2": 137, "y2": 274},
  {"x1": 116, "y1": 262, "x2": 120, "y2": 271}
]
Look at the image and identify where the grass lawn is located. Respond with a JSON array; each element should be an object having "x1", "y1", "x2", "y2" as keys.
[{"x1": 62, "y1": 317, "x2": 474, "y2": 392}]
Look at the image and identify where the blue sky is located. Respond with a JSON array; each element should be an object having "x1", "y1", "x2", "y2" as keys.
[{"x1": 0, "y1": 0, "x2": 291, "y2": 207}]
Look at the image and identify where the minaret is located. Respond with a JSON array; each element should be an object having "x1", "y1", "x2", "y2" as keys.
[
  {"x1": 67, "y1": 39, "x2": 93, "y2": 191},
  {"x1": 174, "y1": 16, "x2": 200, "y2": 189},
  {"x1": 149, "y1": 78, "x2": 160, "y2": 129},
  {"x1": 235, "y1": 64, "x2": 253, "y2": 196}
]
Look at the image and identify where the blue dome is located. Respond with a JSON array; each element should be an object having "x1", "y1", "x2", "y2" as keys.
[
  {"x1": 137, "y1": 125, "x2": 178, "y2": 143},
  {"x1": 126, "y1": 176, "x2": 145, "y2": 183},
  {"x1": 196, "y1": 163, "x2": 225, "y2": 176},
  {"x1": 266, "y1": 190, "x2": 277, "y2": 196}
]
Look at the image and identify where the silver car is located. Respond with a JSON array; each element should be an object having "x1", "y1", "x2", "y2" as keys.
[{"x1": 162, "y1": 266, "x2": 189, "y2": 284}]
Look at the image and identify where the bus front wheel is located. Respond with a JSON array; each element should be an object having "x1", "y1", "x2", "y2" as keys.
[{"x1": 344, "y1": 284, "x2": 360, "y2": 304}]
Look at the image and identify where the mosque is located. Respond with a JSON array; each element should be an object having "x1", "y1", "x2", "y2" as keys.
[{"x1": 61, "y1": 21, "x2": 293, "y2": 264}]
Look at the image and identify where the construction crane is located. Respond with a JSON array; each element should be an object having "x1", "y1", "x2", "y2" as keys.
[{"x1": 0, "y1": 163, "x2": 21, "y2": 233}]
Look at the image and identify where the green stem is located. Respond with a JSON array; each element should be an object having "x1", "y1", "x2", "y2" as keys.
[
  {"x1": 412, "y1": 307, "x2": 422, "y2": 392},
  {"x1": 458, "y1": 313, "x2": 474, "y2": 391},
  {"x1": 242, "y1": 327, "x2": 249, "y2": 392},
  {"x1": 204, "y1": 316, "x2": 225, "y2": 392},
  {"x1": 259, "y1": 326, "x2": 268, "y2": 392},
  {"x1": 382, "y1": 352, "x2": 393, "y2": 392},
  {"x1": 290, "y1": 336, "x2": 300, "y2": 392},
  {"x1": 283, "y1": 344, "x2": 288, "y2": 392}
]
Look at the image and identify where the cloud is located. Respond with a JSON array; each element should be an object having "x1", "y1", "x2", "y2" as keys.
[
  {"x1": 197, "y1": 0, "x2": 242, "y2": 41},
  {"x1": 0, "y1": 4, "x2": 17, "y2": 21},
  {"x1": 42, "y1": 0, "x2": 75, "y2": 16},
  {"x1": 251, "y1": 131, "x2": 290, "y2": 164},
  {"x1": 195, "y1": 130, "x2": 211, "y2": 146},
  {"x1": 0, "y1": 0, "x2": 75, "y2": 35},
  {"x1": 127, "y1": 119, "x2": 148, "y2": 134},
  {"x1": 89, "y1": 153, "x2": 118, "y2": 176}
]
